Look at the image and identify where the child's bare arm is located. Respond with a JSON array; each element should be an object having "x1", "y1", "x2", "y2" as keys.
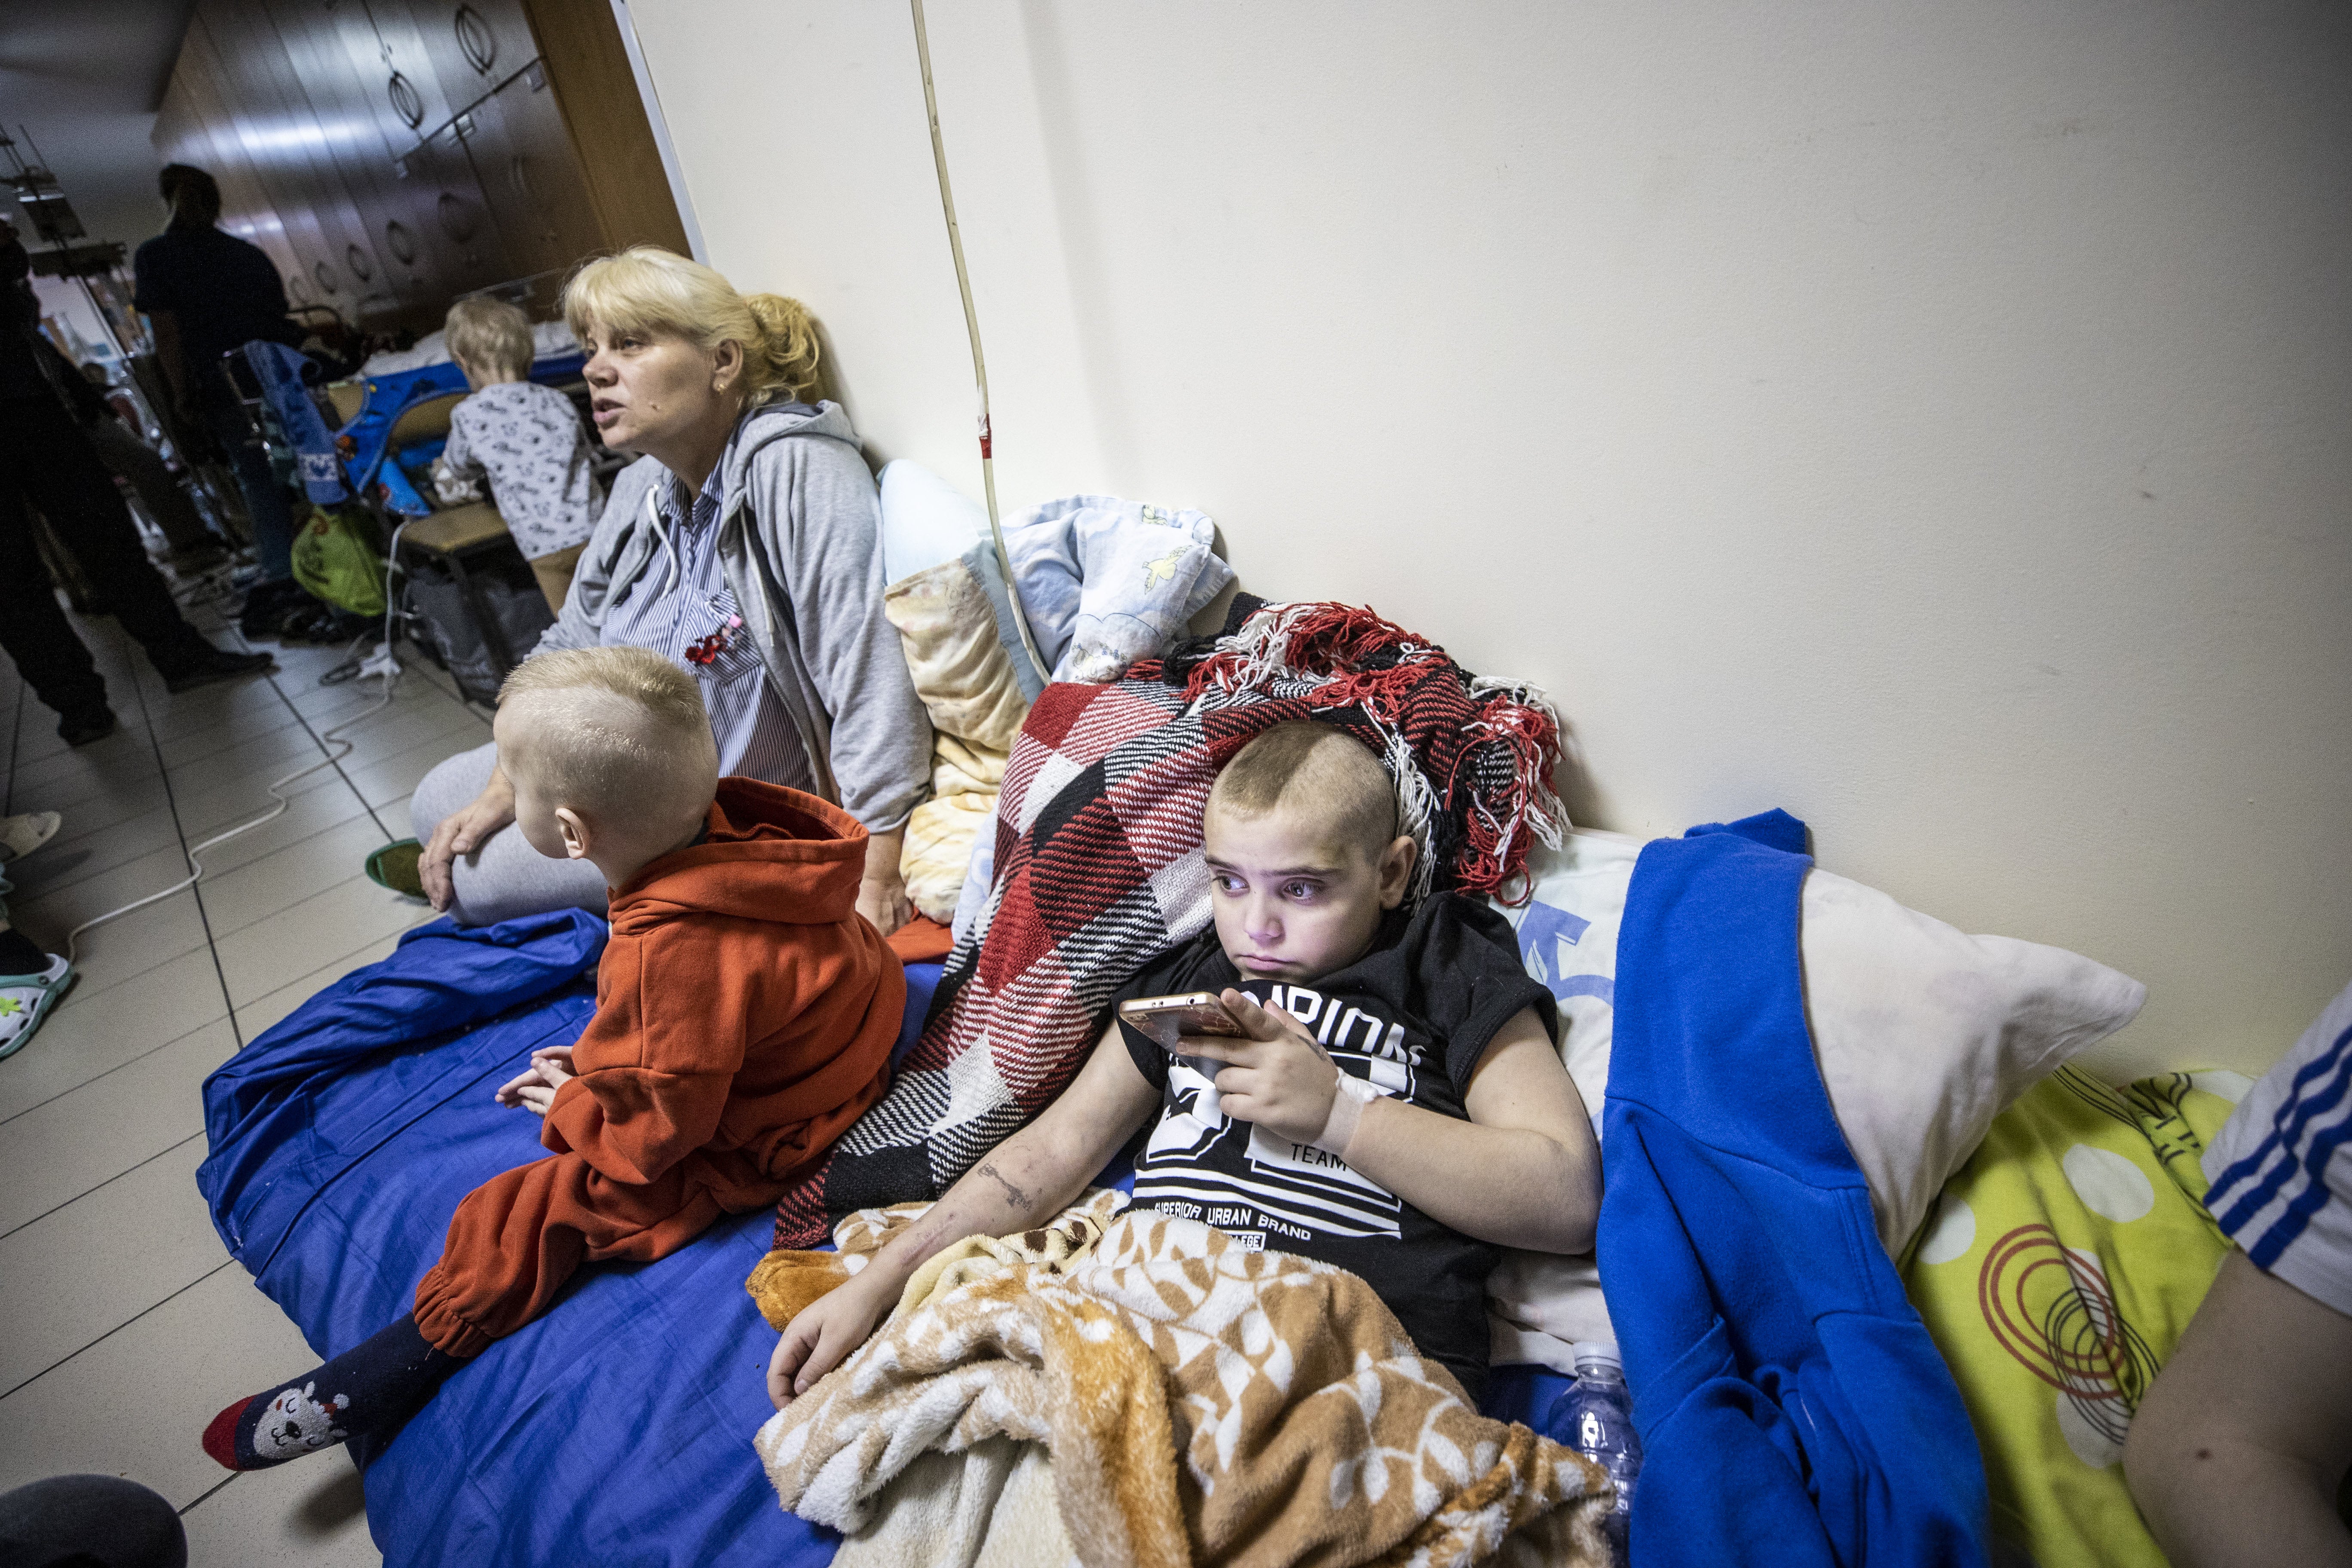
[
  {"x1": 1194, "y1": 993, "x2": 1599, "y2": 1255},
  {"x1": 766, "y1": 1025, "x2": 1160, "y2": 1407}
]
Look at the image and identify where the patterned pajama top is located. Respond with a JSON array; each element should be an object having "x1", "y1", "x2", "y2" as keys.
[{"x1": 432, "y1": 380, "x2": 601, "y2": 560}]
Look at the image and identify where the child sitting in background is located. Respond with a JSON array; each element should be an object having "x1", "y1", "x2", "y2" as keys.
[
  {"x1": 432, "y1": 295, "x2": 601, "y2": 613},
  {"x1": 769, "y1": 721, "x2": 1601, "y2": 1406},
  {"x1": 205, "y1": 646, "x2": 903, "y2": 1470}
]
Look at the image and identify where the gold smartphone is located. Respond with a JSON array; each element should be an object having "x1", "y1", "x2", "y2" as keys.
[{"x1": 1117, "y1": 991, "x2": 1247, "y2": 1046}]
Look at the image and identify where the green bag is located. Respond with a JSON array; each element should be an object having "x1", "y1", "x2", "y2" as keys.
[{"x1": 292, "y1": 505, "x2": 388, "y2": 617}]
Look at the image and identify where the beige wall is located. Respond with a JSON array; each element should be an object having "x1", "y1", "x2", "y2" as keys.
[{"x1": 631, "y1": 0, "x2": 2352, "y2": 1079}]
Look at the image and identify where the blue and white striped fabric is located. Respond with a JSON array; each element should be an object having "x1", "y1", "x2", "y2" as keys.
[
  {"x1": 596, "y1": 451, "x2": 810, "y2": 792},
  {"x1": 2201, "y1": 978, "x2": 2352, "y2": 1316}
]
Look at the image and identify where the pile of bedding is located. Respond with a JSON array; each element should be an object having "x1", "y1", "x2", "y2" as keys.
[
  {"x1": 752, "y1": 1192, "x2": 1613, "y2": 1567},
  {"x1": 190, "y1": 564, "x2": 2198, "y2": 1565},
  {"x1": 775, "y1": 597, "x2": 1568, "y2": 1247},
  {"x1": 197, "y1": 911, "x2": 925, "y2": 1567},
  {"x1": 359, "y1": 318, "x2": 583, "y2": 377},
  {"x1": 192, "y1": 903, "x2": 1577, "y2": 1565},
  {"x1": 873, "y1": 462, "x2": 1237, "y2": 928}
]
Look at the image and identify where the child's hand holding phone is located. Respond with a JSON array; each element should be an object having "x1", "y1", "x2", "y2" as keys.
[{"x1": 1126, "y1": 988, "x2": 1346, "y2": 1147}]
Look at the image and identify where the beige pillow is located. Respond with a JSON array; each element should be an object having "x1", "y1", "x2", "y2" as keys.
[
  {"x1": 883, "y1": 557, "x2": 1030, "y2": 753},
  {"x1": 902, "y1": 738, "x2": 1006, "y2": 925}
]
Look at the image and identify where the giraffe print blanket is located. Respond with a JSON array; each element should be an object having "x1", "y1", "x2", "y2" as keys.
[{"x1": 750, "y1": 1191, "x2": 1611, "y2": 1568}]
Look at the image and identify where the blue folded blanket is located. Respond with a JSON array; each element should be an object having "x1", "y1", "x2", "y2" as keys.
[
  {"x1": 192, "y1": 913, "x2": 1557, "y2": 1564},
  {"x1": 200, "y1": 912, "x2": 852, "y2": 1566}
]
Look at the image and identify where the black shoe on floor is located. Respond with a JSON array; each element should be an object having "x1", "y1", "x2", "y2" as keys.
[
  {"x1": 57, "y1": 705, "x2": 118, "y2": 746},
  {"x1": 276, "y1": 604, "x2": 348, "y2": 645},
  {"x1": 167, "y1": 537, "x2": 232, "y2": 571},
  {"x1": 237, "y1": 579, "x2": 313, "y2": 640},
  {"x1": 161, "y1": 646, "x2": 276, "y2": 695}
]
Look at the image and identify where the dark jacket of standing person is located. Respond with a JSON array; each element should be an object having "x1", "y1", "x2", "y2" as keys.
[
  {"x1": 0, "y1": 218, "x2": 273, "y2": 741},
  {"x1": 131, "y1": 170, "x2": 300, "y2": 407},
  {"x1": 131, "y1": 163, "x2": 303, "y2": 591}
]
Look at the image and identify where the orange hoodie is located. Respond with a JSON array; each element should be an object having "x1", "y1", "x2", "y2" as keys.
[{"x1": 539, "y1": 778, "x2": 903, "y2": 1207}]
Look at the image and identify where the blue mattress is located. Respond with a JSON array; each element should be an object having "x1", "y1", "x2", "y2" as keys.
[{"x1": 199, "y1": 910, "x2": 1568, "y2": 1564}]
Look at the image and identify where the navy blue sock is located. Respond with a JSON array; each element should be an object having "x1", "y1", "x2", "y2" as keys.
[
  {"x1": 0, "y1": 928, "x2": 46, "y2": 975},
  {"x1": 203, "y1": 1314, "x2": 462, "y2": 1470}
]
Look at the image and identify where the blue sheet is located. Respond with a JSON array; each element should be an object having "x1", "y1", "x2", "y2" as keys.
[
  {"x1": 241, "y1": 342, "x2": 349, "y2": 505},
  {"x1": 1600, "y1": 812, "x2": 1989, "y2": 1567},
  {"x1": 199, "y1": 908, "x2": 1581, "y2": 1564},
  {"x1": 199, "y1": 911, "x2": 912, "y2": 1567}
]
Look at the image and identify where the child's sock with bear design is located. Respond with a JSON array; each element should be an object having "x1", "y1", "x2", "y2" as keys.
[{"x1": 203, "y1": 1314, "x2": 462, "y2": 1470}]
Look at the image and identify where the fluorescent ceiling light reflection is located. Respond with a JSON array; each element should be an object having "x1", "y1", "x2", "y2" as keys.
[{"x1": 239, "y1": 120, "x2": 369, "y2": 155}]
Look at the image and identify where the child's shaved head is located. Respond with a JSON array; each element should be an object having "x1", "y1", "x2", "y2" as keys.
[
  {"x1": 1209, "y1": 722, "x2": 1398, "y2": 864},
  {"x1": 496, "y1": 646, "x2": 717, "y2": 832}
]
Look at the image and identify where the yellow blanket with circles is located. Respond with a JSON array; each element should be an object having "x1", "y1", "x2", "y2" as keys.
[{"x1": 748, "y1": 1190, "x2": 1613, "y2": 1568}]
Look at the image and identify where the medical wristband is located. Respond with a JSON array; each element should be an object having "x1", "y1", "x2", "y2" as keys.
[{"x1": 1311, "y1": 1073, "x2": 1382, "y2": 1158}]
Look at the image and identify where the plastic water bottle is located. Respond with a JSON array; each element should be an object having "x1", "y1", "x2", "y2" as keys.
[{"x1": 1547, "y1": 1340, "x2": 1640, "y2": 1565}]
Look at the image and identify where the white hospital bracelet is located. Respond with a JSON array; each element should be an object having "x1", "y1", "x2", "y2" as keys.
[{"x1": 1311, "y1": 1073, "x2": 1382, "y2": 1158}]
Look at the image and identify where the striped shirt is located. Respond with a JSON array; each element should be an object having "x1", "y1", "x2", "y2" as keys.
[
  {"x1": 596, "y1": 447, "x2": 810, "y2": 791},
  {"x1": 2201, "y1": 978, "x2": 2352, "y2": 1317}
]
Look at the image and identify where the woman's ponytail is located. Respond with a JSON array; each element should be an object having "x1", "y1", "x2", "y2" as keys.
[{"x1": 743, "y1": 293, "x2": 821, "y2": 407}]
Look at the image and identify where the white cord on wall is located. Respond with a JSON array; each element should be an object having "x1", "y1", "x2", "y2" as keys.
[{"x1": 909, "y1": 0, "x2": 1050, "y2": 686}]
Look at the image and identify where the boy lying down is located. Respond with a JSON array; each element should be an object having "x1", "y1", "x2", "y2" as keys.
[{"x1": 772, "y1": 720, "x2": 1601, "y2": 1406}]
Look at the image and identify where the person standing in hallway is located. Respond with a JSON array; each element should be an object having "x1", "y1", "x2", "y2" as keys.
[
  {"x1": 0, "y1": 220, "x2": 273, "y2": 746},
  {"x1": 130, "y1": 162, "x2": 311, "y2": 637},
  {"x1": 68, "y1": 357, "x2": 230, "y2": 564}
]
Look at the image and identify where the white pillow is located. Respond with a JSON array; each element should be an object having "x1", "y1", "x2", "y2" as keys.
[
  {"x1": 879, "y1": 459, "x2": 986, "y2": 586},
  {"x1": 1486, "y1": 828, "x2": 2147, "y2": 1371}
]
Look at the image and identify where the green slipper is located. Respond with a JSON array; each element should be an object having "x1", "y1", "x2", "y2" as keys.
[
  {"x1": 366, "y1": 839, "x2": 426, "y2": 899},
  {"x1": 0, "y1": 954, "x2": 74, "y2": 1063}
]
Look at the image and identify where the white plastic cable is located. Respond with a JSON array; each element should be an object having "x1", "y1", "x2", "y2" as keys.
[
  {"x1": 909, "y1": 0, "x2": 1050, "y2": 686},
  {"x1": 63, "y1": 519, "x2": 419, "y2": 964}
]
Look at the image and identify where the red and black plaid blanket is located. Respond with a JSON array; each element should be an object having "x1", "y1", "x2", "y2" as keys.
[{"x1": 772, "y1": 600, "x2": 1568, "y2": 1246}]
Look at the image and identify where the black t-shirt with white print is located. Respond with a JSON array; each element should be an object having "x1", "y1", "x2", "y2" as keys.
[{"x1": 1114, "y1": 892, "x2": 1556, "y2": 1399}]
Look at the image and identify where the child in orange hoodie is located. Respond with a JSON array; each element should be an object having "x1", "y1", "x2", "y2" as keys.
[{"x1": 205, "y1": 646, "x2": 902, "y2": 1470}]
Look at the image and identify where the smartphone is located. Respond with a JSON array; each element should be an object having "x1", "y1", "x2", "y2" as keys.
[{"x1": 1118, "y1": 992, "x2": 1247, "y2": 1047}]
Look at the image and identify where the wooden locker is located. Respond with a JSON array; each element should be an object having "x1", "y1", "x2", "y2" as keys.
[
  {"x1": 185, "y1": 4, "x2": 343, "y2": 324},
  {"x1": 395, "y1": 0, "x2": 553, "y2": 300},
  {"x1": 264, "y1": 0, "x2": 438, "y2": 328},
  {"x1": 402, "y1": 0, "x2": 539, "y2": 108},
  {"x1": 168, "y1": 15, "x2": 304, "y2": 297},
  {"x1": 317, "y1": 0, "x2": 471, "y2": 319},
  {"x1": 231, "y1": 4, "x2": 397, "y2": 334},
  {"x1": 405, "y1": 122, "x2": 514, "y2": 295},
  {"x1": 517, "y1": 0, "x2": 690, "y2": 257}
]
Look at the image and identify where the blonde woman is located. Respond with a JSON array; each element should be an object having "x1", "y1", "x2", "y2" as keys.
[{"x1": 412, "y1": 248, "x2": 929, "y2": 935}]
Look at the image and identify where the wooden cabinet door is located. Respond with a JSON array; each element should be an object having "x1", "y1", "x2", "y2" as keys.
[
  {"x1": 214, "y1": 3, "x2": 389, "y2": 335},
  {"x1": 172, "y1": 12, "x2": 310, "y2": 300},
  {"x1": 460, "y1": 72, "x2": 609, "y2": 305},
  {"x1": 265, "y1": 0, "x2": 427, "y2": 326},
  {"x1": 402, "y1": 0, "x2": 539, "y2": 107}
]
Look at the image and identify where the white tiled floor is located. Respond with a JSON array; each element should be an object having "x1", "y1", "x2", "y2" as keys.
[{"x1": 0, "y1": 580, "x2": 494, "y2": 1561}]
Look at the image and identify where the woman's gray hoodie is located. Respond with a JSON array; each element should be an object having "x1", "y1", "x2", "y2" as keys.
[{"x1": 534, "y1": 400, "x2": 931, "y2": 833}]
